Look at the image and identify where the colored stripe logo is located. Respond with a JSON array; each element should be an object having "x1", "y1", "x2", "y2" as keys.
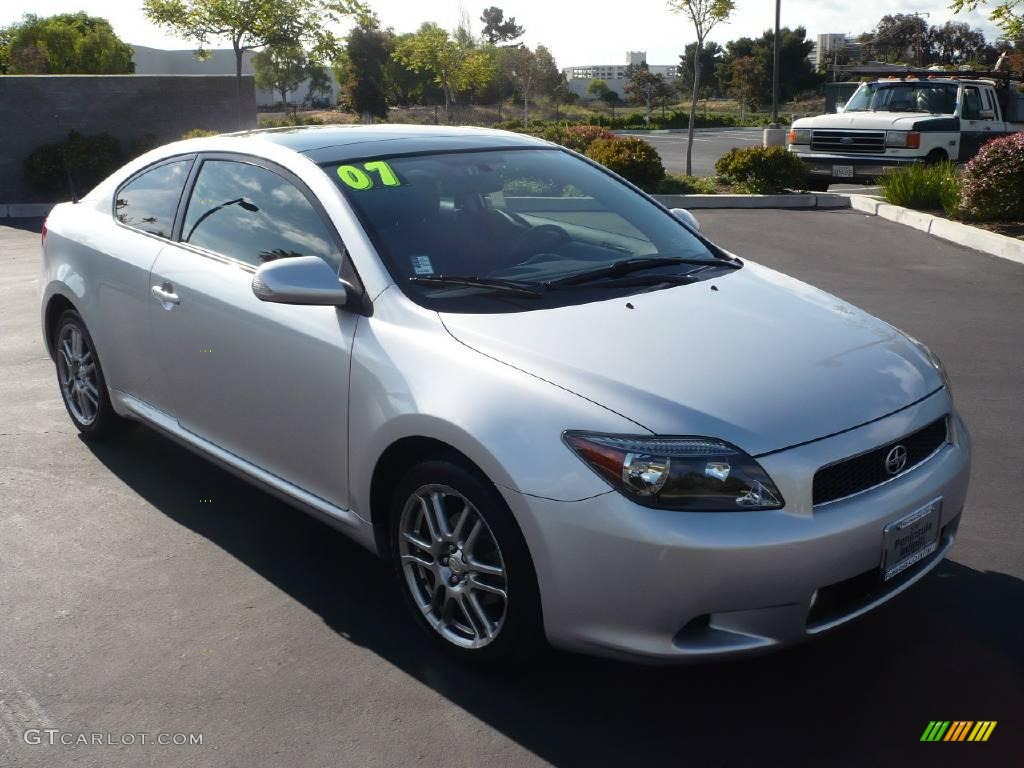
[{"x1": 921, "y1": 721, "x2": 997, "y2": 742}]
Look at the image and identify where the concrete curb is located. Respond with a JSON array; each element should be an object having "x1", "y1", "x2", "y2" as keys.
[
  {"x1": 1, "y1": 203, "x2": 55, "y2": 218},
  {"x1": 846, "y1": 195, "x2": 1024, "y2": 266},
  {"x1": 653, "y1": 193, "x2": 850, "y2": 210}
]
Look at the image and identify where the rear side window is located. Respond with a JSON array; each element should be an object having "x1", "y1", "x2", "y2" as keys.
[
  {"x1": 181, "y1": 159, "x2": 341, "y2": 270},
  {"x1": 115, "y1": 159, "x2": 192, "y2": 238}
]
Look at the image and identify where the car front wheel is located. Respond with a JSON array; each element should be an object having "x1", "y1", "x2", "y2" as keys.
[{"x1": 390, "y1": 458, "x2": 543, "y2": 661}]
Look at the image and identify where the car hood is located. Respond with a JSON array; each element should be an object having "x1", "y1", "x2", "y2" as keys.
[
  {"x1": 439, "y1": 262, "x2": 942, "y2": 456},
  {"x1": 793, "y1": 112, "x2": 935, "y2": 131}
]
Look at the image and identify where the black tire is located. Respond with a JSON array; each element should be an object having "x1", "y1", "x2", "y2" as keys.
[
  {"x1": 53, "y1": 309, "x2": 133, "y2": 440},
  {"x1": 924, "y1": 150, "x2": 948, "y2": 165},
  {"x1": 389, "y1": 456, "x2": 544, "y2": 663}
]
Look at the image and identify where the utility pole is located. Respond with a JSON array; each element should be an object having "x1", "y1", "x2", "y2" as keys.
[
  {"x1": 911, "y1": 11, "x2": 930, "y2": 68},
  {"x1": 770, "y1": 0, "x2": 781, "y2": 126}
]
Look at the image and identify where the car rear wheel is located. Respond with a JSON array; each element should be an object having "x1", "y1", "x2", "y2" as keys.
[
  {"x1": 53, "y1": 310, "x2": 132, "y2": 439},
  {"x1": 390, "y1": 458, "x2": 543, "y2": 661}
]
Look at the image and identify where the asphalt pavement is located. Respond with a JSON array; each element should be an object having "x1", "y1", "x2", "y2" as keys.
[
  {"x1": 621, "y1": 128, "x2": 881, "y2": 193},
  {"x1": 1, "y1": 212, "x2": 1021, "y2": 767},
  {"x1": 618, "y1": 127, "x2": 764, "y2": 177}
]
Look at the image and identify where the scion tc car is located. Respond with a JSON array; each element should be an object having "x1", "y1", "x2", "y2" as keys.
[{"x1": 40, "y1": 125, "x2": 971, "y2": 662}]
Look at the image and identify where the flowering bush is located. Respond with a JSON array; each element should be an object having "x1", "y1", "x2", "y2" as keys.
[
  {"x1": 584, "y1": 137, "x2": 666, "y2": 191},
  {"x1": 555, "y1": 125, "x2": 617, "y2": 153},
  {"x1": 958, "y1": 133, "x2": 1024, "y2": 221}
]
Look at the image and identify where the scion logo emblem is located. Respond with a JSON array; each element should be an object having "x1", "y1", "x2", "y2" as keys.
[{"x1": 885, "y1": 445, "x2": 908, "y2": 475}]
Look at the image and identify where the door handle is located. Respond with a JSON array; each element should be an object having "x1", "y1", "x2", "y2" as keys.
[{"x1": 151, "y1": 284, "x2": 180, "y2": 305}]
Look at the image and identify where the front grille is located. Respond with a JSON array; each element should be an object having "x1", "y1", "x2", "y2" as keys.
[
  {"x1": 812, "y1": 417, "x2": 948, "y2": 505},
  {"x1": 810, "y1": 130, "x2": 886, "y2": 154}
]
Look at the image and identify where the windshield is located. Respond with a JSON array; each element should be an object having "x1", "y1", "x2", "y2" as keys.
[
  {"x1": 843, "y1": 82, "x2": 958, "y2": 114},
  {"x1": 325, "y1": 148, "x2": 724, "y2": 312}
]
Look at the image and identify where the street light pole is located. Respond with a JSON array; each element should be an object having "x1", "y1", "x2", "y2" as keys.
[{"x1": 770, "y1": 0, "x2": 781, "y2": 127}]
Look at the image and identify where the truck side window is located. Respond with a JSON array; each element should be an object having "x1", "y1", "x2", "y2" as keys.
[{"x1": 962, "y1": 88, "x2": 983, "y2": 120}]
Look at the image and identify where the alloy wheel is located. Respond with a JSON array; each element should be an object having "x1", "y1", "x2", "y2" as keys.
[
  {"x1": 56, "y1": 323, "x2": 100, "y2": 426},
  {"x1": 398, "y1": 484, "x2": 509, "y2": 649}
]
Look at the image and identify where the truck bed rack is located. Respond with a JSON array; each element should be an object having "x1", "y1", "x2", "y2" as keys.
[{"x1": 833, "y1": 65, "x2": 1022, "y2": 84}]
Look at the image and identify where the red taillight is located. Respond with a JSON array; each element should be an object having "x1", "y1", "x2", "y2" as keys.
[{"x1": 41, "y1": 220, "x2": 47, "y2": 247}]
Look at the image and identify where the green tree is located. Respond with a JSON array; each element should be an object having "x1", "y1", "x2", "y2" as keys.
[
  {"x1": 0, "y1": 26, "x2": 13, "y2": 74},
  {"x1": 929, "y1": 20, "x2": 989, "y2": 65},
  {"x1": 667, "y1": 0, "x2": 735, "y2": 175},
  {"x1": 678, "y1": 40, "x2": 723, "y2": 99},
  {"x1": 624, "y1": 62, "x2": 665, "y2": 121},
  {"x1": 720, "y1": 55, "x2": 763, "y2": 120},
  {"x1": 952, "y1": 0, "x2": 1024, "y2": 39},
  {"x1": 505, "y1": 44, "x2": 559, "y2": 125},
  {"x1": 550, "y1": 73, "x2": 578, "y2": 118},
  {"x1": 587, "y1": 79, "x2": 622, "y2": 118},
  {"x1": 874, "y1": 13, "x2": 931, "y2": 64},
  {"x1": 394, "y1": 23, "x2": 494, "y2": 122},
  {"x1": 253, "y1": 43, "x2": 308, "y2": 106},
  {"x1": 480, "y1": 6, "x2": 524, "y2": 45},
  {"x1": 343, "y1": 16, "x2": 390, "y2": 122},
  {"x1": 718, "y1": 27, "x2": 817, "y2": 106},
  {"x1": 587, "y1": 78, "x2": 611, "y2": 99},
  {"x1": 306, "y1": 64, "x2": 333, "y2": 105},
  {"x1": 143, "y1": 0, "x2": 363, "y2": 125},
  {"x1": 5, "y1": 12, "x2": 134, "y2": 74}
]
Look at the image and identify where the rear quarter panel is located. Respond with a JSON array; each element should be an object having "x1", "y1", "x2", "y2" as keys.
[{"x1": 41, "y1": 199, "x2": 163, "y2": 401}]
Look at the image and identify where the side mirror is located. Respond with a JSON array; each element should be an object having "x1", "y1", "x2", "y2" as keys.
[
  {"x1": 670, "y1": 208, "x2": 701, "y2": 232},
  {"x1": 252, "y1": 256, "x2": 350, "y2": 306},
  {"x1": 979, "y1": 109, "x2": 996, "y2": 120}
]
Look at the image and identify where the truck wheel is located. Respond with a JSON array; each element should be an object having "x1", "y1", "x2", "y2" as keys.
[
  {"x1": 924, "y1": 150, "x2": 948, "y2": 165},
  {"x1": 802, "y1": 178, "x2": 831, "y2": 192}
]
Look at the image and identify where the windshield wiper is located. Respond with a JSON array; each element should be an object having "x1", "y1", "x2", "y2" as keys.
[
  {"x1": 543, "y1": 256, "x2": 736, "y2": 288},
  {"x1": 409, "y1": 275, "x2": 545, "y2": 296}
]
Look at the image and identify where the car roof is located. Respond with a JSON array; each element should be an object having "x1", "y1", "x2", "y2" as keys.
[{"x1": 223, "y1": 124, "x2": 552, "y2": 163}]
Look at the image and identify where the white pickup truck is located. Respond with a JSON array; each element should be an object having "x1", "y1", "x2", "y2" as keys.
[{"x1": 788, "y1": 72, "x2": 1024, "y2": 188}]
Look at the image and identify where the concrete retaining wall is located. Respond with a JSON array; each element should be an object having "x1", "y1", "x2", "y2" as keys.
[{"x1": 0, "y1": 75, "x2": 256, "y2": 204}]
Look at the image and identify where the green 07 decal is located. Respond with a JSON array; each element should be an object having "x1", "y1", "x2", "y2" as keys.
[{"x1": 336, "y1": 161, "x2": 401, "y2": 190}]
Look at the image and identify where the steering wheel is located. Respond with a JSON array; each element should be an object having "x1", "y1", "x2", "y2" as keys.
[{"x1": 510, "y1": 224, "x2": 571, "y2": 260}]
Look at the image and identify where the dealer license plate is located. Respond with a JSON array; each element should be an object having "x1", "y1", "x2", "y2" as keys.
[
  {"x1": 833, "y1": 165, "x2": 855, "y2": 178},
  {"x1": 881, "y1": 499, "x2": 941, "y2": 582}
]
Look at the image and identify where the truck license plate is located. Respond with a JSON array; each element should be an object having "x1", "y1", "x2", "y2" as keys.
[
  {"x1": 833, "y1": 165, "x2": 855, "y2": 178},
  {"x1": 881, "y1": 499, "x2": 941, "y2": 582}
]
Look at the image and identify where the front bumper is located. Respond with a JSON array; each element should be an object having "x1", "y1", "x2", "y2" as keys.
[
  {"x1": 502, "y1": 391, "x2": 970, "y2": 662},
  {"x1": 791, "y1": 151, "x2": 919, "y2": 182}
]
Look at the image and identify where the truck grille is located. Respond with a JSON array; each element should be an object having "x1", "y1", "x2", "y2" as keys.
[
  {"x1": 810, "y1": 130, "x2": 886, "y2": 154},
  {"x1": 812, "y1": 417, "x2": 948, "y2": 506}
]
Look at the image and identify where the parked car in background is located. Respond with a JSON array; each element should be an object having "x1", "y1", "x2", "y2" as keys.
[
  {"x1": 789, "y1": 70, "x2": 1024, "y2": 188},
  {"x1": 40, "y1": 125, "x2": 971, "y2": 663}
]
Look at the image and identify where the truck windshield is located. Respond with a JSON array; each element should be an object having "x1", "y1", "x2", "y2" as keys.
[{"x1": 844, "y1": 82, "x2": 958, "y2": 114}]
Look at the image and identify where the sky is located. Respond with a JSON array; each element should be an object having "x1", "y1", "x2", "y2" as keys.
[{"x1": 1, "y1": 0, "x2": 1005, "y2": 68}]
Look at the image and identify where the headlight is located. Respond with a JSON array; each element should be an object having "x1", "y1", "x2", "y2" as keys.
[
  {"x1": 908, "y1": 337, "x2": 952, "y2": 395},
  {"x1": 562, "y1": 432, "x2": 785, "y2": 511},
  {"x1": 788, "y1": 128, "x2": 811, "y2": 146},
  {"x1": 885, "y1": 131, "x2": 920, "y2": 149}
]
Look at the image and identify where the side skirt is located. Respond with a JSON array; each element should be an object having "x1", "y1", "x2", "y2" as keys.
[{"x1": 110, "y1": 390, "x2": 380, "y2": 556}]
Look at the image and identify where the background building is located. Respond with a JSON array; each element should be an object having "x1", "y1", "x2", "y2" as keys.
[
  {"x1": 132, "y1": 45, "x2": 337, "y2": 107},
  {"x1": 563, "y1": 51, "x2": 679, "y2": 99},
  {"x1": 811, "y1": 33, "x2": 856, "y2": 70}
]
